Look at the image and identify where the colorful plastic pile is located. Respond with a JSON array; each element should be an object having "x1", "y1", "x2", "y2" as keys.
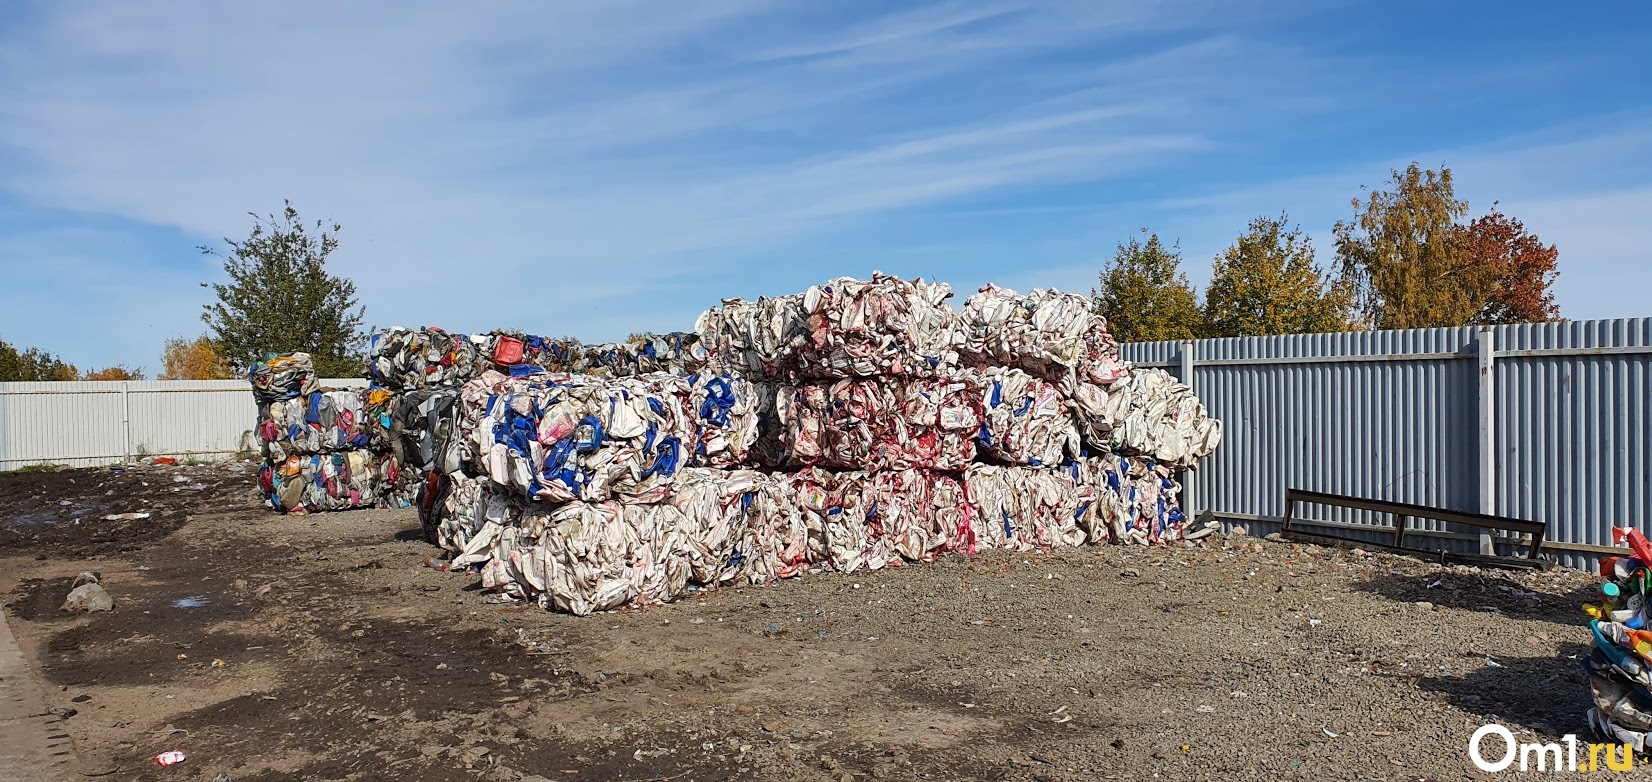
[{"x1": 1584, "y1": 527, "x2": 1652, "y2": 751}]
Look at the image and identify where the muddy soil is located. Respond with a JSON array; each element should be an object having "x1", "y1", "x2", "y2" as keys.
[
  {"x1": 0, "y1": 463, "x2": 1620, "y2": 780},
  {"x1": 0, "y1": 461, "x2": 261, "y2": 558}
]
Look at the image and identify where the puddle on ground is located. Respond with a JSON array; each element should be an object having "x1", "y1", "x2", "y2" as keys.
[
  {"x1": 171, "y1": 596, "x2": 210, "y2": 609},
  {"x1": 4, "y1": 512, "x2": 63, "y2": 528}
]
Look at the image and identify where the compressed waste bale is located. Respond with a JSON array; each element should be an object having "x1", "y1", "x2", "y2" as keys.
[
  {"x1": 686, "y1": 374, "x2": 760, "y2": 468},
  {"x1": 777, "y1": 376, "x2": 982, "y2": 471},
  {"x1": 462, "y1": 372, "x2": 760, "y2": 504},
  {"x1": 788, "y1": 469, "x2": 891, "y2": 574},
  {"x1": 393, "y1": 388, "x2": 464, "y2": 475},
  {"x1": 734, "y1": 471, "x2": 822, "y2": 583},
  {"x1": 469, "y1": 373, "x2": 693, "y2": 504},
  {"x1": 249, "y1": 352, "x2": 318, "y2": 403},
  {"x1": 1065, "y1": 453, "x2": 1187, "y2": 545},
  {"x1": 367, "y1": 327, "x2": 488, "y2": 390},
  {"x1": 864, "y1": 468, "x2": 974, "y2": 563},
  {"x1": 666, "y1": 468, "x2": 773, "y2": 587},
  {"x1": 791, "y1": 273, "x2": 962, "y2": 379},
  {"x1": 424, "y1": 473, "x2": 487, "y2": 553},
  {"x1": 486, "y1": 332, "x2": 587, "y2": 375},
  {"x1": 582, "y1": 333, "x2": 711, "y2": 377},
  {"x1": 958, "y1": 285, "x2": 1129, "y2": 387},
  {"x1": 448, "y1": 469, "x2": 798, "y2": 615},
  {"x1": 969, "y1": 367, "x2": 1080, "y2": 467},
  {"x1": 695, "y1": 294, "x2": 809, "y2": 379},
  {"x1": 963, "y1": 463, "x2": 1086, "y2": 551},
  {"x1": 258, "y1": 451, "x2": 399, "y2": 513},
  {"x1": 781, "y1": 469, "x2": 970, "y2": 572},
  {"x1": 255, "y1": 389, "x2": 382, "y2": 460},
  {"x1": 1085, "y1": 368, "x2": 1223, "y2": 468},
  {"x1": 439, "y1": 490, "x2": 666, "y2": 611}
]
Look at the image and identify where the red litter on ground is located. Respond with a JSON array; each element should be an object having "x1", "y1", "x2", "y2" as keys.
[{"x1": 155, "y1": 750, "x2": 186, "y2": 766}]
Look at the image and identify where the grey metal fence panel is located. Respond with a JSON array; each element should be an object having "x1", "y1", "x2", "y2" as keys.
[
  {"x1": 1119, "y1": 318, "x2": 1651, "y2": 567},
  {"x1": 1492, "y1": 319, "x2": 1651, "y2": 568},
  {"x1": 0, "y1": 378, "x2": 365, "y2": 469}
]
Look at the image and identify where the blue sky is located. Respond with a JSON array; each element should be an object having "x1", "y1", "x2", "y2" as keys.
[{"x1": 0, "y1": 1, "x2": 1648, "y2": 371}]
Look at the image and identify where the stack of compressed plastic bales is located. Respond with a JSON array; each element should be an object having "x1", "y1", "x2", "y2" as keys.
[
  {"x1": 955, "y1": 284, "x2": 1219, "y2": 544},
  {"x1": 250, "y1": 353, "x2": 408, "y2": 514},
  {"x1": 432, "y1": 368, "x2": 766, "y2": 613},
  {"x1": 385, "y1": 274, "x2": 1222, "y2": 615}
]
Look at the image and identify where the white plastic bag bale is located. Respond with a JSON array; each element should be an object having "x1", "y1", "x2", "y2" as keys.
[
  {"x1": 814, "y1": 470, "x2": 893, "y2": 574},
  {"x1": 255, "y1": 389, "x2": 381, "y2": 461},
  {"x1": 958, "y1": 285, "x2": 1129, "y2": 386},
  {"x1": 524, "y1": 500, "x2": 691, "y2": 614},
  {"x1": 666, "y1": 468, "x2": 772, "y2": 587},
  {"x1": 470, "y1": 373, "x2": 694, "y2": 504},
  {"x1": 248, "y1": 352, "x2": 318, "y2": 403},
  {"x1": 735, "y1": 472, "x2": 822, "y2": 583},
  {"x1": 963, "y1": 464, "x2": 1086, "y2": 551},
  {"x1": 431, "y1": 473, "x2": 488, "y2": 554},
  {"x1": 1065, "y1": 453, "x2": 1186, "y2": 545},
  {"x1": 686, "y1": 374, "x2": 760, "y2": 468},
  {"x1": 695, "y1": 295, "x2": 809, "y2": 379},
  {"x1": 864, "y1": 469, "x2": 974, "y2": 563},
  {"x1": 777, "y1": 376, "x2": 982, "y2": 471},
  {"x1": 258, "y1": 451, "x2": 394, "y2": 513},
  {"x1": 1094, "y1": 368, "x2": 1223, "y2": 468},
  {"x1": 968, "y1": 367, "x2": 1080, "y2": 467},
  {"x1": 781, "y1": 468, "x2": 839, "y2": 569},
  {"x1": 792, "y1": 273, "x2": 962, "y2": 379},
  {"x1": 366, "y1": 327, "x2": 487, "y2": 390}
]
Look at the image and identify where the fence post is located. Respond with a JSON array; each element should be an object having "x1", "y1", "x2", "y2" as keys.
[
  {"x1": 1180, "y1": 340, "x2": 1197, "y2": 518},
  {"x1": 1477, "y1": 327, "x2": 1495, "y2": 555},
  {"x1": 121, "y1": 382, "x2": 132, "y2": 465}
]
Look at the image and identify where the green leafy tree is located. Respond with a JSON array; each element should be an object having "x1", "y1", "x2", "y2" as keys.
[
  {"x1": 1093, "y1": 231, "x2": 1204, "y2": 343},
  {"x1": 201, "y1": 201, "x2": 365, "y2": 376},
  {"x1": 1333, "y1": 164, "x2": 1485, "y2": 329},
  {"x1": 0, "y1": 338, "x2": 80, "y2": 381},
  {"x1": 1204, "y1": 214, "x2": 1355, "y2": 337}
]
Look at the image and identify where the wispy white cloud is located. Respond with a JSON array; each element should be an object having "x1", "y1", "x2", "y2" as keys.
[{"x1": 0, "y1": 1, "x2": 1644, "y2": 367}]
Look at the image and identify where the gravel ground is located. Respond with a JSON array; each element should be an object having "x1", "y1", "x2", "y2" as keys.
[{"x1": 0, "y1": 462, "x2": 1620, "y2": 780}]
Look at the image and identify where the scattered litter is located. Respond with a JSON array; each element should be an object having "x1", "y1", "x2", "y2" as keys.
[
  {"x1": 1323, "y1": 728, "x2": 1339, "y2": 738},
  {"x1": 102, "y1": 512, "x2": 151, "y2": 521},
  {"x1": 155, "y1": 750, "x2": 186, "y2": 766}
]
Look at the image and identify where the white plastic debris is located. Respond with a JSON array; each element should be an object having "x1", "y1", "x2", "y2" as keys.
[
  {"x1": 958, "y1": 284, "x2": 1128, "y2": 387},
  {"x1": 777, "y1": 376, "x2": 981, "y2": 471}
]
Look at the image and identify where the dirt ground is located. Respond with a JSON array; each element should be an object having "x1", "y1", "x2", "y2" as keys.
[{"x1": 0, "y1": 462, "x2": 1618, "y2": 781}]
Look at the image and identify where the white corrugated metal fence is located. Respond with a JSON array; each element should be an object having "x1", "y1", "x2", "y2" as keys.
[{"x1": 0, "y1": 379, "x2": 364, "y2": 469}]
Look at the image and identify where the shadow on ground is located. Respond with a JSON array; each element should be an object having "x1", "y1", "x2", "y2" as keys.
[
  {"x1": 1349, "y1": 569, "x2": 1593, "y2": 625},
  {"x1": 1415, "y1": 642, "x2": 1592, "y2": 739}
]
